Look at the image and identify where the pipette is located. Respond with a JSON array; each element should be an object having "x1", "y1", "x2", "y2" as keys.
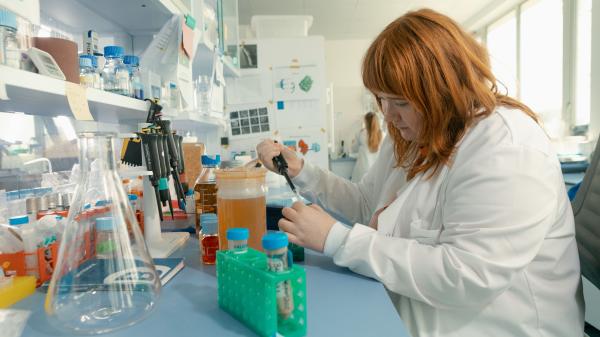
[{"x1": 272, "y1": 149, "x2": 302, "y2": 202}]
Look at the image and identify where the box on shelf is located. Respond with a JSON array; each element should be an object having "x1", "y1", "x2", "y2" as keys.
[{"x1": 250, "y1": 15, "x2": 313, "y2": 39}]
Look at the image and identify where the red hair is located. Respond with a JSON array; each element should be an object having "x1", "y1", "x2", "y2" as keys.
[{"x1": 362, "y1": 8, "x2": 538, "y2": 179}]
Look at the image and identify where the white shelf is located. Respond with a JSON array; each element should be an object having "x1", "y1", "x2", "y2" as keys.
[
  {"x1": 42, "y1": 0, "x2": 176, "y2": 36},
  {"x1": 0, "y1": 66, "x2": 150, "y2": 124},
  {"x1": 0, "y1": 66, "x2": 228, "y2": 132},
  {"x1": 163, "y1": 110, "x2": 225, "y2": 130}
]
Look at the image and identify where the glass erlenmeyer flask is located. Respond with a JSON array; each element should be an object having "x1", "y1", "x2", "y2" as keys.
[{"x1": 45, "y1": 132, "x2": 160, "y2": 334}]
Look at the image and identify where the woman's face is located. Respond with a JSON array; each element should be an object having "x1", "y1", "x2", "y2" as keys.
[{"x1": 376, "y1": 93, "x2": 421, "y2": 141}]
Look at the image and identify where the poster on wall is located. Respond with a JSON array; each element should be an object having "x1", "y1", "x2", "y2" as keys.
[
  {"x1": 272, "y1": 65, "x2": 320, "y2": 101},
  {"x1": 278, "y1": 128, "x2": 328, "y2": 169}
]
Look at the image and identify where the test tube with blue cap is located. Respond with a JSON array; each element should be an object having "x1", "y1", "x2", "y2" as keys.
[
  {"x1": 227, "y1": 228, "x2": 249, "y2": 254},
  {"x1": 262, "y1": 231, "x2": 294, "y2": 320}
]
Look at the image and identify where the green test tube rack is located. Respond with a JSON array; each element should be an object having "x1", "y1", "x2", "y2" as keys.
[{"x1": 216, "y1": 249, "x2": 307, "y2": 337}]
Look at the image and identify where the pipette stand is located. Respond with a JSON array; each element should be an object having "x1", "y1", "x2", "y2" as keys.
[{"x1": 142, "y1": 176, "x2": 189, "y2": 258}]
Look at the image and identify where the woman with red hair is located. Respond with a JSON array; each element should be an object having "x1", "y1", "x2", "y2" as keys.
[{"x1": 257, "y1": 8, "x2": 583, "y2": 336}]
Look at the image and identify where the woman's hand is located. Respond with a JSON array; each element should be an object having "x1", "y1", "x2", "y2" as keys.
[
  {"x1": 256, "y1": 140, "x2": 303, "y2": 178},
  {"x1": 278, "y1": 202, "x2": 337, "y2": 252}
]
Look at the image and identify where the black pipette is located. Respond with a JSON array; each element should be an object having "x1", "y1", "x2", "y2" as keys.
[{"x1": 272, "y1": 142, "x2": 301, "y2": 201}]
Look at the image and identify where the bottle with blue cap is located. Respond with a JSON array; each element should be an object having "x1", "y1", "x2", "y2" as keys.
[
  {"x1": 200, "y1": 213, "x2": 219, "y2": 265},
  {"x1": 95, "y1": 217, "x2": 116, "y2": 259},
  {"x1": 193, "y1": 154, "x2": 221, "y2": 233},
  {"x1": 227, "y1": 227, "x2": 249, "y2": 254},
  {"x1": 262, "y1": 231, "x2": 294, "y2": 320},
  {"x1": 102, "y1": 45, "x2": 131, "y2": 96},
  {"x1": 0, "y1": 8, "x2": 20, "y2": 69},
  {"x1": 79, "y1": 55, "x2": 96, "y2": 88},
  {"x1": 123, "y1": 55, "x2": 143, "y2": 99},
  {"x1": 90, "y1": 55, "x2": 103, "y2": 90}
]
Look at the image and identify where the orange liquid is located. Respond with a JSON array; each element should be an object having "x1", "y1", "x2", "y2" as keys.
[
  {"x1": 194, "y1": 182, "x2": 217, "y2": 233},
  {"x1": 217, "y1": 196, "x2": 266, "y2": 251}
]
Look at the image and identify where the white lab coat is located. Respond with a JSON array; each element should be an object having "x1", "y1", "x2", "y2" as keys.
[
  {"x1": 350, "y1": 129, "x2": 379, "y2": 183},
  {"x1": 293, "y1": 107, "x2": 584, "y2": 337}
]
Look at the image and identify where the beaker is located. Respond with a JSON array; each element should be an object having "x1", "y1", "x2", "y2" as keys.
[
  {"x1": 215, "y1": 167, "x2": 267, "y2": 251},
  {"x1": 45, "y1": 132, "x2": 160, "y2": 335}
]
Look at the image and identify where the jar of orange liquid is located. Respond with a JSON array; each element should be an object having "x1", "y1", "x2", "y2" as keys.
[{"x1": 215, "y1": 167, "x2": 267, "y2": 250}]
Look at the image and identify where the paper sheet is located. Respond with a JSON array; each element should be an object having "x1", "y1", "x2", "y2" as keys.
[
  {"x1": 0, "y1": 80, "x2": 8, "y2": 100},
  {"x1": 65, "y1": 82, "x2": 94, "y2": 121},
  {"x1": 182, "y1": 22, "x2": 195, "y2": 59}
]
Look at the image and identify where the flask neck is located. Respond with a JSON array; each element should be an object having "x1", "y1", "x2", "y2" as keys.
[{"x1": 77, "y1": 133, "x2": 117, "y2": 173}]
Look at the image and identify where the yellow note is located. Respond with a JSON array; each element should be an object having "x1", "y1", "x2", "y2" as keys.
[{"x1": 65, "y1": 82, "x2": 93, "y2": 121}]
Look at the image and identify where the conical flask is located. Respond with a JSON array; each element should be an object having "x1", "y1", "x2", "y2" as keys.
[{"x1": 45, "y1": 132, "x2": 160, "y2": 334}]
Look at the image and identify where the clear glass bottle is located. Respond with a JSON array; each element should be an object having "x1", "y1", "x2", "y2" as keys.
[
  {"x1": 45, "y1": 132, "x2": 160, "y2": 334},
  {"x1": 123, "y1": 55, "x2": 144, "y2": 99},
  {"x1": 79, "y1": 55, "x2": 95, "y2": 88},
  {"x1": 102, "y1": 46, "x2": 131, "y2": 96},
  {"x1": 193, "y1": 155, "x2": 220, "y2": 234},
  {"x1": 91, "y1": 55, "x2": 103, "y2": 90},
  {"x1": 0, "y1": 9, "x2": 20, "y2": 69},
  {"x1": 200, "y1": 213, "x2": 219, "y2": 265},
  {"x1": 194, "y1": 75, "x2": 211, "y2": 114},
  {"x1": 215, "y1": 166, "x2": 267, "y2": 250}
]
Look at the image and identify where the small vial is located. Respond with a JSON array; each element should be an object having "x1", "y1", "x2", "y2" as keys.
[
  {"x1": 200, "y1": 213, "x2": 219, "y2": 265},
  {"x1": 95, "y1": 217, "x2": 116, "y2": 259},
  {"x1": 262, "y1": 232, "x2": 294, "y2": 320},
  {"x1": 227, "y1": 228, "x2": 249, "y2": 254},
  {"x1": 0, "y1": 9, "x2": 20, "y2": 69}
]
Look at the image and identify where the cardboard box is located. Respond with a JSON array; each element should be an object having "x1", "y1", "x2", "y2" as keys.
[{"x1": 183, "y1": 143, "x2": 205, "y2": 185}]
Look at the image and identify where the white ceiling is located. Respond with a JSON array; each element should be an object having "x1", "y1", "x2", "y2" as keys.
[{"x1": 238, "y1": 0, "x2": 501, "y2": 40}]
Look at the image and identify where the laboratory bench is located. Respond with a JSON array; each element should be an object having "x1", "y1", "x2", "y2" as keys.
[{"x1": 13, "y1": 239, "x2": 410, "y2": 337}]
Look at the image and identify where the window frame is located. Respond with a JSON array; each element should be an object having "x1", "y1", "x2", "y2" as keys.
[{"x1": 481, "y1": 0, "x2": 586, "y2": 137}]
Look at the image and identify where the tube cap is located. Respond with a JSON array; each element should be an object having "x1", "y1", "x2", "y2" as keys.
[
  {"x1": 227, "y1": 227, "x2": 249, "y2": 241},
  {"x1": 103, "y1": 46, "x2": 124, "y2": 58},
  {"x1": 9, "y1": 215, "x2": 29, "y2": 226},
  {"x1": 123, "y1": 55, "x2": 139, "y2": 66},
  {"x1": 128, "y1": 194, "x2": 138, "y2": 201},
  {"x1": 0, "y1": 9, "x2": 17, "y2": 30},
  {"x1": 95, "y1": 200, "x2": 108, "y2": 207},
  {"x1": 79, "y1": 55, "x2": 93, "y2": 68},
  {"x1": 262, "y1": 232, "x2": 288, "y2": 251},
  {"x1": 200, "y1": 213, "x2": 218, "y2": 235},
  {"x1": 96, "y1": 217, "x2": 114, "y2": 231}
]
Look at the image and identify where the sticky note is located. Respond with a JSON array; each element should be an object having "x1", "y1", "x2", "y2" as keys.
[
  {"x1": 65, "y1": 82, "x2": 94, "y2": 121},
  {"x1": 182, "y1": 21, "x2": 195, "y2": 59},
  {"x1": 277, "y1": 101, "x2": 284, "y2": 110}
]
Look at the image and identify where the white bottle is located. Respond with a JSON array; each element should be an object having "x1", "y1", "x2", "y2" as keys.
[
  {"x1": 102, "y1": 46, "x2": 130, "y2": 96},
  {"x1": 9, "y1": 215, "x2": 39, "y2": 279},
  {"x1": 0, "y1": 223, "x2": 23, "y2": 254}
]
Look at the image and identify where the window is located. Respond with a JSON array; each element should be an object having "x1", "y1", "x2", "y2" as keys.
[
  {"x1": 520, "y1": 0, "x2": 563, "y2": 137},
  {"x1": 487, "y1": 11, "x2": 518, "y2": 98},
  {"x1": 574, "y1": 0, "x2": 592, "y2": 126}
]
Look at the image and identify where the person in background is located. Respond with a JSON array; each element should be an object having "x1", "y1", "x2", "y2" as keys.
[
  {"x1": 350, "y1": 112, "x2": 382, "y2": 182},
  {"x1": 257, "y1": 8, "x2": 584, "y2": 337}
]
